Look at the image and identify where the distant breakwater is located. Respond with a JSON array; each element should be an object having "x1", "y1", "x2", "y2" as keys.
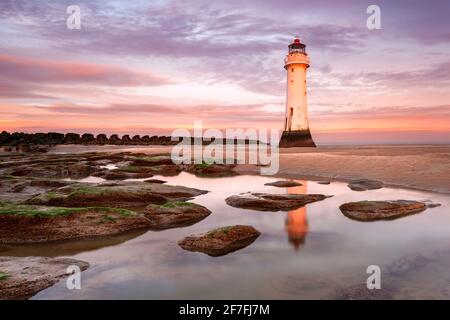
[{"x1": 0, "y1": 131, "x2": 261, "y2": 152}]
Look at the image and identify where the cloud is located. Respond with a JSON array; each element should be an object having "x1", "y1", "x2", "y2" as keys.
[{"x1": 0, "y1": 54, "x2": 169, "y2": 87}]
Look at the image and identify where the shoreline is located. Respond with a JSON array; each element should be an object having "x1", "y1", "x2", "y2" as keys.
[{"x1": 3, "y1": 144, "x2": 449, "y2": 195}]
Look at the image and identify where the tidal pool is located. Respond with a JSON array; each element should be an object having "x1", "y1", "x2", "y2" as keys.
[{"x1": 3, "y1": 172, "x2": 449, "y2": 299}]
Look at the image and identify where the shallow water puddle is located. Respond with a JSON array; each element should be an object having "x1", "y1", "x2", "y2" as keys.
[{"x1": 2, "y1": 172, "x2": 449, "y2": 299}]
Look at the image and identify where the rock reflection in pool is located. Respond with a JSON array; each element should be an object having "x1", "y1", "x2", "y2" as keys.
[
  {"x1": 0, "y1": 229, "x2": 148, "y2": 257},
  {"x1": 27, "y1": 173, "x2": 450, "y2": 299}
]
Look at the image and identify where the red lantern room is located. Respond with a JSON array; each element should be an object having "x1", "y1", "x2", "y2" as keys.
[{"x1": 288, "y1": 38, "x2": 306, "y2": 54}]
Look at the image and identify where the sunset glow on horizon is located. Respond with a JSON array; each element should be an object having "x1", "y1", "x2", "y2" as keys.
[{"x1": 1, "y1": 0, "x2": 449, "y2": 144}]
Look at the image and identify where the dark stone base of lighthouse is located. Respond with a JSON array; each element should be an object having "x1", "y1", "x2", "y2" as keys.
[{"x1": 279, "y1": 129, "x2": 316, "y2": 148}]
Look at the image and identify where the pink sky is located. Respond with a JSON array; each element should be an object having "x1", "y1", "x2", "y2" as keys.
[{"x1": 1, "y1": 0, "x2": 449, "y2": 144}]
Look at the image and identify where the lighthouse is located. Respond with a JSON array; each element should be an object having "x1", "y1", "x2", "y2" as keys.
[{"x1": 279, "y1": 38, "x2": 316, "y2": 147}]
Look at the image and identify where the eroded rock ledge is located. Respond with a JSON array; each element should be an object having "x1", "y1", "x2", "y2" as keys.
[
  {"x1": 339, "y1": 200, "x2": 427, "y2": 221},
  {"x1": 26, "y1": 182, "x2": 208, "y2": 208},
  {"x1": 144, "y1": 201, "x2": 211, "y2": 230},
  {"x1": 225, "y1": 193, "x2": 332, "y2": 211},
  {"x1": 0, "y1": 204, "x2": 151, "y2": 244},
  {"x1": 0, "y1": 256, "x2": 89, "y2": 300},
  {"x1": 264, "y1": 180, "x2": 302, "y2": 187},
  {"x1": 178, "y1": 225, "x2": 260, "y2": 256}
]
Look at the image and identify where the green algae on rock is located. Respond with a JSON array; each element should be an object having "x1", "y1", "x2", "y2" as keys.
[
  {"x1": 178, "y1": 225, "x2": 260, "y2": 257},
  {"x1": 0, "y1": 203, "x2": 151, "y2": 244},
  {"x1": 339, "y1": 200, "x2": 427, "y2": 221}
]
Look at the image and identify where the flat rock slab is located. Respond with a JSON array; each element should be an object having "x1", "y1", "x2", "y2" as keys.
[
  {"x1": 347, "y1": 179, "x2": 384, "y2": 191},
  {"x1": 0, "y1": 204, "x2": 151, "y2": 244},
  {"x1": 26, "y1": 182, "x2": 208, "y2": 207},
  {"x1": 264, "y1": 180, "x2": 302, "y2": 187},
  {"x1": 178, "y1": 225, "x2": 260, "y2": 257},
  {"x1": 0, "y1": 256, "x2": 89, "y2": 300},
  {"x1": 144, "y1": 179, "x2": 167, "y2": 184},
  {"x1": 144, "y1": 202, "x2": 211, "y2": 230},
  {"x1": 423, "y1": 200, "x2": 441, "y2": 208},
  {"x1": 181, "y1": 164, "x2": 238, "y2": 177},
  {"x1": 225, "y1": 193, "x2": 331, "y2": 211},
  {"x1": 339, "y1": 200, "x2": 427, "y2": 221}
]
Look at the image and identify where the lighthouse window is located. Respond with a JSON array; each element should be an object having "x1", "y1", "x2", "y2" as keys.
[{"x1": 291, "y1": 68, "x2": 294, "y2": 72}]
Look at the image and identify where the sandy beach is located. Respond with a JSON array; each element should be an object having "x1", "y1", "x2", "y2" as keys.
[
  {"x1": 271, "y1": 145, "x2": 450, "y2": 194},
  {"x1": 47, "y1": 144, "x2": 450, "y2": 194}
]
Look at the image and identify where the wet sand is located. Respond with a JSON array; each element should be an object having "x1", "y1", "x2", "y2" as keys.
[
  {"x1": 48, "y1": 144, "x2": 450, "y2": 194},
  {"x1": 270, "y1": 145, "x2": 450, "y2": 195}
]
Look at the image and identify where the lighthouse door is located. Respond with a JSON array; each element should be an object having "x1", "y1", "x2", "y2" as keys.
[{"x1": 287, "y1": 108, "x2": 293, "y2": 131}]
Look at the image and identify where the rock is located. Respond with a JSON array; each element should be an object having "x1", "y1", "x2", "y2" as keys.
[
  {"x1": 151, "y1": 164, "x2": 182, "y2": 176},
  {"x1": 132, "y1": 135, "x2": 141, "y2": 143},
  {"x1": 26, "y1": 182, "x2": 208, "y2": 208},
  {"x1": 317, "y1": 181, "x2": 330, "y2": 185},
  {"x1": 96, "y1": 134, "x2": 108, "y2": 143},
  {"x1": 128, "y1": 155, "x2": 174, "y2": 166},
  {"x1": 264, "y1": 180, "x2": 302, "y2": 187},
  {"x1": 423, "y1": 200, "x2": 441, "y2": 208},
  {"x1": 99, "y1": 170, "x2": 153, "y2": 180},
  {"x1": 64, "y1": 133, "x2": 81, "y2": 144},
  {"x1": 67, "y1": 163, "x2": 95, "y2": 178},
  {"x1": 117, "y1": 163, "x2": 181, "y2": 177},
  {"x1": 334, "y1": 283, "x2": 396, "y2": 300},
  {"x1": 0, "y1": 256, "x2": 89, "y2": 299},
  {"x1": 81, "y1": 133, "x2": 95, "y2": 143},
  {"x1": 339, "y1": 200, "x2": 427, "y2": 221},
  {"x1": 144, "y1": 201, "x2": 211, "y2": 230},
  {"x1": 181, "y1": 163, "x2": 238, "y2": 177},
  {"x1": 0, "y1": 204, "x2": 152, "y2": 244},
  {"x1": 387, "y1": 254, "x2": 431, "y2": 277},
  {"x1": 347, "y1": 179, "x2": 384, "y2": 191},
  {"x1": 178, "y1": 225, "x2": 260, "y2": 256},
  {"x1": 225, "y1": 193, "x2": 331, "y2": 211},
  {"x1": 108, "y1": 134, "x2": 120, "y2": 144},
  {"x1": 0, "y1": 177, "x2": 74, "y2": 203},
  {"x1": 144, "y1": 179, "x2": 167, "y2": 184}
]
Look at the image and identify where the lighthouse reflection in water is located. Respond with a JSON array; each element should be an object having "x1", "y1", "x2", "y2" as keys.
[{"x1": 285, "y1": 181, "x2": 309, "y2": 251}]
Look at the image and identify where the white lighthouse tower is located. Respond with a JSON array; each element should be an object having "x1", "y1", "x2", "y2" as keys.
[{"x1": 279, "y1": 38, "x2": 316, "y2": 147}]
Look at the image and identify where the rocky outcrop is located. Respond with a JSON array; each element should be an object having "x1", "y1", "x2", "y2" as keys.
[
  {"x1": 339, "y1": 200, "x2": 427, "y2": 221},
  {"x1": 81, "y1": 133, "x2": 95, "y2": 143},
  {"x1": 181, "y1": 163, "x2": 238, "y2": 177},
  {"x1": 96, "y1": 134, "x2": 107, "y2": 143},
  {"x1": 26, "y1": 182, "x2": 208, "y2": 208},
  {"x1": 347, "y1": 179, "x2": 384, "y2": 191},
  {"x1": 109, "y1": 134, "x2": 120, "y2": 143},
  {"x1": 178, "y1": 225, "x2": 260, "y2": 256},
  {"x1": 64, "y1": 133, "x2": 81, "y2": 144},
  {"x1": 264, "y1": 180, "x2": 302, "y2": 187},
  {"x1": 132, "y1": 135, "x2": 141, "y2": 143},
  {"x1": 144, "y1": 201, "x2": 211, "y2": 230},
  {"x1": 0, "y1": 204, "x2": 152, "y2": 244},
  {"x1": 121, "y1": 135, "x2": 131, "y2": 143},
  {"x1": 67, "y1": 163, "x2": 96, "y2": 178},
  {"x1": 144, "y1": 179, "x2": 167, "y2": 184},
  {"x1": 0, "y1": 256, "x2": 89, "y2": 300},
  {"x1": 225, "y1": 193, "x2": 331, "y2": 211}
]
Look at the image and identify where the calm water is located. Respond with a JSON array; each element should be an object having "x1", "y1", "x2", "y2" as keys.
[{"x1": 3, "y1": 172, "x2": 450, "y2": 299}]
